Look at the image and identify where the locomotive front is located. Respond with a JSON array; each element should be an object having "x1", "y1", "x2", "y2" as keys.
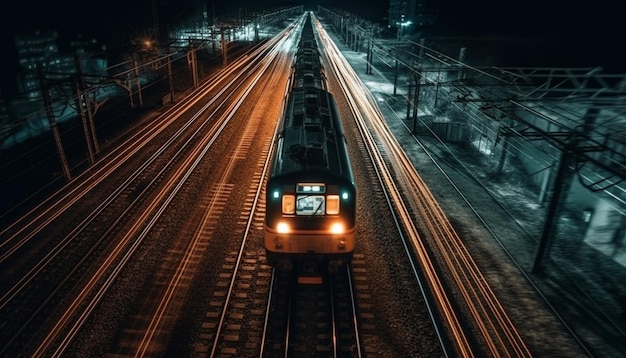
[{"x1": 265, "y1": 171, "x2": 356, "y2": 272}]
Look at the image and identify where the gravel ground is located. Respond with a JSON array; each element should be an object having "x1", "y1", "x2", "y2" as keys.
[
  {"x1": 2, "y1": 16, "x2": 624, "y2": 358},
  {"x1": 321, "y1": 21, "x2": 625, "y2": 357}
]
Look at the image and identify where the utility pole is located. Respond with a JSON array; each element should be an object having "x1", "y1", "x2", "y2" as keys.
[
  {"x1": 74, "y1": 55, "x2": 98, "y2": 164},
  {"x1": 188, "y1": 46, "x2": 198, "y2": 88},
  {"x1": 532, "y1": 107, "x2": 602, "y2": 274},
  {"x1": 74, "y1": 80, "x2": 95, "y2": 165},
  {"x1": 411, "y1": 67, "x2": 421, "y2": 134},
  {"x1": 393, "y1": 52, "x2": 399, "y2": 96},
  {"x1": 532, "y1": 150, "x2": 573, "y2": 274},
  {"x1": 38, "y1": 64, "x2": 71, "y2": 182},
  {"x1": 366, "y1": 27, "x2": 373, "y2": 75},
  {"x1": 166, "y1": 50, "x2": 174, "y2": 103},
  {"x1": 132, "y1": 53, "x2": 144, "y2": 107},
  {"x1": 221, "y1": 26, "x2": 228, "y2": 66}
]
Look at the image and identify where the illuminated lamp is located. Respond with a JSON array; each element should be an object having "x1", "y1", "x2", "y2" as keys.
[
  {"x1": 330, "y1": 222, "x2": 344, "y2": 234},
  {"x1": 326, "y1": 195, "x2": 340, "y2": 214},
  {"x1": 282, "y1": 195, "x2": 295, "y2": 214},
  {"x1": 277, "y1": 222, "x2": 290, "y2": 234}
]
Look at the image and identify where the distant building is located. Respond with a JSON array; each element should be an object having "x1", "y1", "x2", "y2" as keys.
[
  {"x1": 14, "y1": 30, "x2": 61, "y2": 99},
  {"x1": 1, "y1": 30, "x2": 108, "y2": 150},
  {"x1": 13, "y1": 30, "x2": 107, "y2": 100},
  {"x1": 389, "y1": 0, "x2": 436, "y2": 36}
]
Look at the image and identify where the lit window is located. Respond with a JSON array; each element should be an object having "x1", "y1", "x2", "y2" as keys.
[
  {"x1": 326, "y1": 195, "x2": 339, "y2": 214},
  {"x1": 282, "y1": 195, "x2": 295, "y2": 214}
]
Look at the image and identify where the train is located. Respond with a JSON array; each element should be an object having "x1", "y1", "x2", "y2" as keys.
[{"x1": 264, "y1": 11, "x2": 356, "y2": 274}]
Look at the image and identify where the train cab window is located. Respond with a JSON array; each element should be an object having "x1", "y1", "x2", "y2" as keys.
[
  {"x1": 297, "y1": 195, "x2": 325, "y2": 215},
  {"x1": 282, "y1": 195, "x2": 295, "y2": 214}
]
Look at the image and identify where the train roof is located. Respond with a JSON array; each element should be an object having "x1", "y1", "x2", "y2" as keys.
[
  {"x1": 293, "y1": 47, "x2": 325, "y2": 90},
  {"x1": 273, "y1": 86, "x2": 352, "y2": 179},
  {"x1": 269, "y1": 10, "x2": 354, "y2": 183}
]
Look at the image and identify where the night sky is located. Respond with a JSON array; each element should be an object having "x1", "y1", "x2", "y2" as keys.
[
  {"x1": 1, "y1": 0, "x2": 389, "y2": 39},
  {"x1": 1, "y1": 0, "x2": 624, "y2": 80},
  {"x1": 0, "y1": 0, "x2": 388, "y2": 87},
  {"x1": 1, "y1": 0, "x2": 621, "y2": 48},
  {"x1": 436, "y1": 0, "x2": 623, "y2": 71}
]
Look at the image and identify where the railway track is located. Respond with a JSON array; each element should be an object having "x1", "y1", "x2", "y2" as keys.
[
  {"x1": 0, "y1": 12, "x2": 573, "y2": 357},
  {"x1": 317, "y1": 15, "x2": 532, "y2": 357},
  {"x1": 260, "y1": 267, "x2": 362, "y2": 357},
  {"x1": 103, "y1": 25, "x2": 297, "y2": 357},
  {"x1": 0, "y1": 26, "x2": 295, "y2": 357}
]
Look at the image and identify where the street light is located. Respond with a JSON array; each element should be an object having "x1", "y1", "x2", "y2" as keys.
[{"x1": 397, "y1": 19, "x2": 412, "y2": 40}]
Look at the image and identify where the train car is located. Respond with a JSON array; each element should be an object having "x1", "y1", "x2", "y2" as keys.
[
  {"x1": 292, "y1": 17, "x2": 326, "y2": 91},
  {"x1": 264, "y1": 12, "x2": 356, "y2": 273}
]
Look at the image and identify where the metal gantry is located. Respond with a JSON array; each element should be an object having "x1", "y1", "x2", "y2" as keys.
[{"x1": 317, "y1": 5, "x2": 626, "y2": 271}]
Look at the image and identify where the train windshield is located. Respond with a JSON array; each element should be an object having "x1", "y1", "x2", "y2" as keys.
[{"x1": 296, "y1": 195, "x2": 325, "y2": 215}]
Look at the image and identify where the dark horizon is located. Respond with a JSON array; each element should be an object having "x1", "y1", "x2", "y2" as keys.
[
  {"x1": 3, "y1": 0, "x2": 622, "y2": 39},
  {"x1": 1, "y1": 0, "x2": 624, "y2": 82}
]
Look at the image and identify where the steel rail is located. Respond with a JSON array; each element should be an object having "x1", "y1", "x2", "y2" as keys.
[
  {"x1": 32, "y1": 71, "x2": 246, "y2": 358},
  {"x1": 319, "y1": 17, "x2": 533, "y2": 356},
  {"x1": 0, "y1": 46, "x2": 274, "y2": 357},
  {"x1": 27, "y1": 39, "x2": 284, "y2": 358},
  {"x1": 0, "y1": 32, "x2": 288, "y2": 258},
  {"x1": 206, "y1": 26, "x2": 297, "y2": 358},
  {"x1": 315, "y1": 17, "x2": 463, "y2": 357}
]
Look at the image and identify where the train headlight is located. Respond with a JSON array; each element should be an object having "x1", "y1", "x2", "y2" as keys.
[
  {"x1": 330, "y1": 222, "x2": 344, "y2": 234},
  {"x1": 277, "y1": 222, "x2": 290, "y2": 234}
]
